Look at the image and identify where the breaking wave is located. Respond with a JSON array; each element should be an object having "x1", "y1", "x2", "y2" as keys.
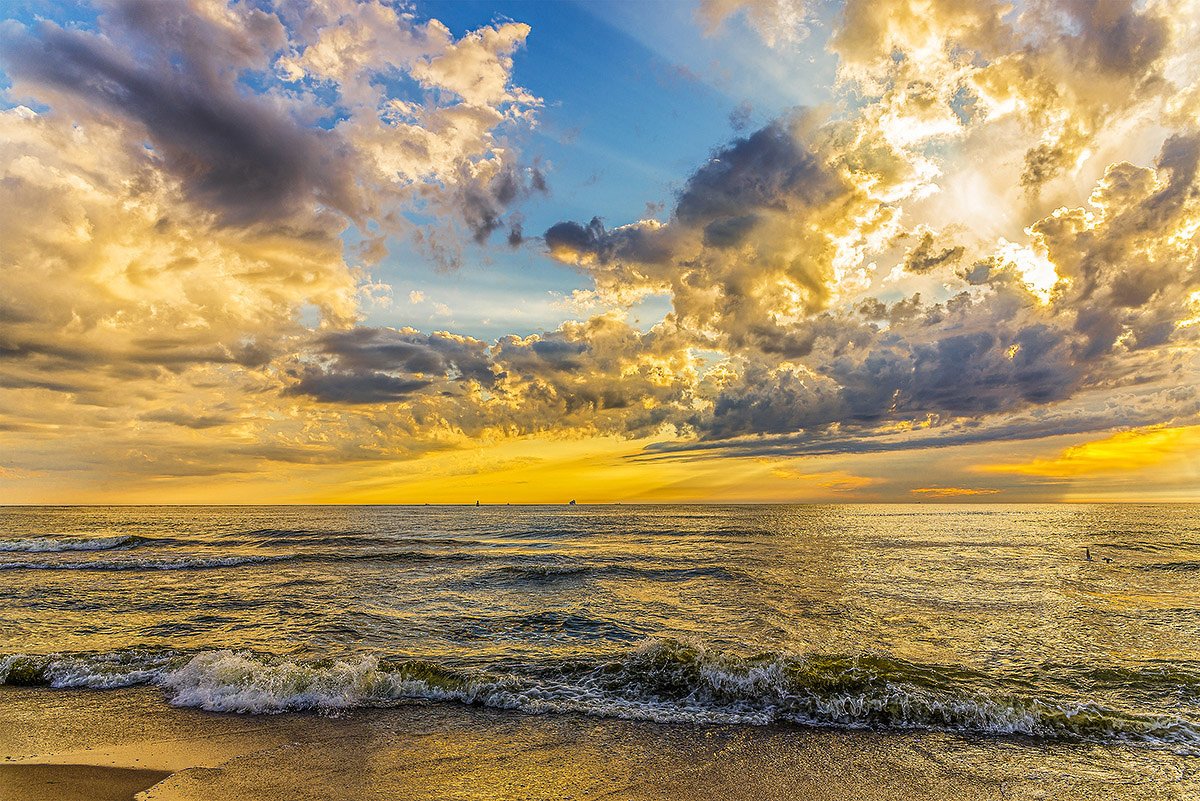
[
  {"x1": 3, "y1": 639, "x2": 1197, "y2": 750},
  {"x1": 0, "y1": 554, "x2": 299, "y2": 571},
  {"x1": 0, "y1": 535, "x2": 148, "y2": 553}
]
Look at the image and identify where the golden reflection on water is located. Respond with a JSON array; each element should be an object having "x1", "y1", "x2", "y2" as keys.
[{"x1": 1, "y1": 503, "x2": 1198, "y2": 749}]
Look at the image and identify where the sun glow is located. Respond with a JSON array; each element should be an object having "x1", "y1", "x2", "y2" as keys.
[
  {"x1": 980, "y1": 425, "x2": 1200, "y2": 478},
  {"x1": 996, "y1": 238, "x2": 1060, "y2": 302}
]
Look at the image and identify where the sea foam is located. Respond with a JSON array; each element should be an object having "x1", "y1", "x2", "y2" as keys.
[
  {"x1": 3, "y1": 640, "x2": 1197, "y2": 750},
  {"x1": 0, "y1": 535, "x2": 143, "y2": 553}
]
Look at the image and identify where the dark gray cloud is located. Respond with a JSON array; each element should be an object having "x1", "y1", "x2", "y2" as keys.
[
  {"x1": 285, "y1": 328, "x2": 497, "y2": 404},
  {"x1": 285, "y1": 372, "x2": 433, "y2": 405},
  {"x1": 1, "y1": 1, "x2": 548, "y2": 250},
  {"x1": 0, "y1": 329, "x2": 278, "y2": 386},
  {"x1": 729, "y1": 100, "x2": 753, "y2": 132},
  {"x1": 641, "y1": 401, "x2": 1194, "y2": 460},
  {"x1": 543, "y1": 216, "x2": 678, "y2": 266},
  {"x1": 141, "y1": 408, "x2": 237, "y2": 429},
  {"x1": 544, "y1": 217, "x2": 607, "y2": 257},
  {"x1": 700, "y1": 293, "x2": 1085, "y2": 441},
  {"x1": 702, "y1": 213, "x2": 761, "y2": 248},
  {"x1": 280, "y1": 319, "x2": 697, "y2": 440},
  {"x1": 542, "y1": 110, "x2": 886, "y2": 353},
  {"x1": 507, "y1": 221, "x2": 525, "y2": 248},
  {"x1": 903, "y1": 230, "x2": 965, "y2": 273},
  {"x1": 543, "y1": 111, "x2": 853, "y2": 262},
  {"x1": 453, "y1": 164, "x2": 547, "y2": 244},
  {"x1": 673, "y1": 116, "x2": 845, "y2": 229},
  {"x1": 1056, "y1": 0, "x2": 1170, "y2": 79},
  {"x1": 312, "y1": 329, "x2": 495, "y2": 381},
  {"x1": 0, "y1": 16, "x2": 355, "y2": 228}
]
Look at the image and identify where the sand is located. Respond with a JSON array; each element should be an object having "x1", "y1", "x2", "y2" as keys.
[
  {"x1": 0, "y1": 764, "x2": 172, "y2": 801},
  {"x1": 1, "y1": 686, "x2": 1194, "y2": 800}
]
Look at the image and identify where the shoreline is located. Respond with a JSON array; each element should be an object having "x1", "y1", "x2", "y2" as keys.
[{"x1": 2, "y1": 686, "x2": 1196, "y2": 800}]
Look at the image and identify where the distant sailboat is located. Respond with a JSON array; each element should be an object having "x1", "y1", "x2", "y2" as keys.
[{"x1": 568, "y1": 499, "x2": 576, "y2": 505}]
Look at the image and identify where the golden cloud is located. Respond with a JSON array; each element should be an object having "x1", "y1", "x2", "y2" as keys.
[{"x1": 980, "y1": 424, "x2": 1200, "y2": 477}]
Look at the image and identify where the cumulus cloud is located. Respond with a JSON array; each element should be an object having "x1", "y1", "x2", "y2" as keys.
[
  {"x1": 0, "y1": 0, "x2": 546, "y2": 479},
  {"x1": 528, "y1": 0, "x2": 1200, "y2": 463},
  {"x1": 3, "y1": 0, "x2": 1199, "y2": 495},
  {"x1": 1, "y1": 12, "x2": 351, "y2": 227},
  {"x1": 831, "y1": 0, "x2": 1196, "y2": 198},
  {"x1": 279, "y1": 317, "x2": 699, "y2": 446},
  {"x1": 286, "y1": 327, "x2": 497, "y2": 404},
  {"x1": 902, "y1": 230, "x2": 966, "y2": 273},
  {"x1": 231, "y1": 106, "x2": 1196, "y2": 466},
  {"x1": 0, "y1": 0, "x2": 541, "y2": 241},
  {"x1": 540, "y1": 113, "x2": 1200, "y2": 456},
  {"x1": 544, "y1": 110, "x2": 922, "y2": 355}
]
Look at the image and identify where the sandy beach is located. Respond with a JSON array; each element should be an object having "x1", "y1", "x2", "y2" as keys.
[
  {"x1": 0, "y1": 764, "x2": 172, "y2": 801},
  {"x1": 2, "y1": 686, "x2": 1194, "y2": 801}
]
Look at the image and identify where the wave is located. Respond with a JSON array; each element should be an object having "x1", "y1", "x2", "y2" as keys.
[
  {"x1": 488, "y1": 563, "x2": 750, "y2": 583},
  {"x1": 0, "y1": 651, "x2": 177, "y2": 688},
  {"x1": 0, "y1": 554, "x2": 299, "y2": 571},
  {"x1": 0, "y1": 552, "x2": 728, "y2": 576},
  {"x1": 0, "y1": 534, "x2": 148, "y2": 553},
  {"x1": 0, "y1": 550, "x2": 482, "y2": 572},
  {"x1": 242, "y1": 528, "x2": 316, "y2": 537},
  {"x1": 1140, "y1": 561, "x2": 1200, "y2": 572},
  {"x1": 2, "y1": 640, "x2": 1197, "y2": 749},
  {"x1": 493, "y1": 564, "x2": 592, "y2": 581}
]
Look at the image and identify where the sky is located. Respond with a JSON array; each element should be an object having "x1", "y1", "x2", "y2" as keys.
[{"x1": 1, "y1": 0, "x2": 1199, "y2": 504}]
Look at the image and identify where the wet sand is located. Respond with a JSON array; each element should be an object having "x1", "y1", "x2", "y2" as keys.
[
  {"x1": 1, "y1": 686, "x2": 1194, "y2": 801},
  {"x1": 0, "y1": 764, "x2": 172, "y2": 801}
]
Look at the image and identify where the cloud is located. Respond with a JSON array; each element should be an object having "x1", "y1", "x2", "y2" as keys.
[
  {"x1": 1, "y1": 14, "x2": 353, "y2": 228},
  {"x1": 696, "y1": 0, "x2": 812, "y2": 47},
  {"x1": 285, "y1": 327, "x2": 497, "y2": 405},
  {"x1": 1031, "y1": 133, "x2": 1200, "y2": 356},
  {"x1": 980, "y1": 424, "x2": 1200, "y2": 477},
  {"x1": 140, "y1": 408, "x2": 238, "y2": 430},
  {"x1": 3, "y1": 0, "x2": 1200, "y2": 499},
  {"x1": 544, "y1": 110, "x2": 921, "y2": 353},
  {"x1": 0, "y1": 0, "x2": 542, "y2": 358},
  {"x1": 285, "y1": 372, "x2": 433, "y2": 405},
  {"x1": 271, "y1": 316, "x2": 701, "y2": 448},
  {"x1": 541, "y1": 124, "x2": 1200, "y2": 453},
  {"x1": 1, "y1": 0, "x2": 542, "y2": 242},
  {"x1": 910, "y1": 486, "x2": 1000, "y2": 497},
  {"x1": 0, "y1": 1, "x2": 546, "y2": 482},
  {"x1": 902, "y1": 229, "x2": 966, "y2": 273},
  {"x1": 771, "y1": 468, "x2": 878, "y2": 491},
  {"x1": 638, "y1": 394, "x2": 1193, "y2": 461}
]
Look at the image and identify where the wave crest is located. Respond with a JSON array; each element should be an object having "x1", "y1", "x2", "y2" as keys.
[
  {"x1": 0, "y1": 535, "x2": 145, "y2": 553},
  {"x1": 3, "y1": 641, "x2": 1197, "y2": 749}
]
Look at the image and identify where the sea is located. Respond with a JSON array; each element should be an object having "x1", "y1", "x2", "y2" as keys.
[{"x1": 2, "y1": 503, "x2": 1199, "y2": 784}]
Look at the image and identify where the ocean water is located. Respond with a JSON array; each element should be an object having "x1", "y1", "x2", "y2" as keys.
[{"x1": 2, "y1": 504, "x2": 1198, "y2": 751}]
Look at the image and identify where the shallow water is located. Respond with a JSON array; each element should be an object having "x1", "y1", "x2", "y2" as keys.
[{"x1": 1, "y1": 504, "x2": 1198, "y2": 749}]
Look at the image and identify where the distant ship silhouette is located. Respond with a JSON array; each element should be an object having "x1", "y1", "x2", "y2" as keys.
[{"x1": 568, "y1": 499, "x2": 576, "y2": 505}]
